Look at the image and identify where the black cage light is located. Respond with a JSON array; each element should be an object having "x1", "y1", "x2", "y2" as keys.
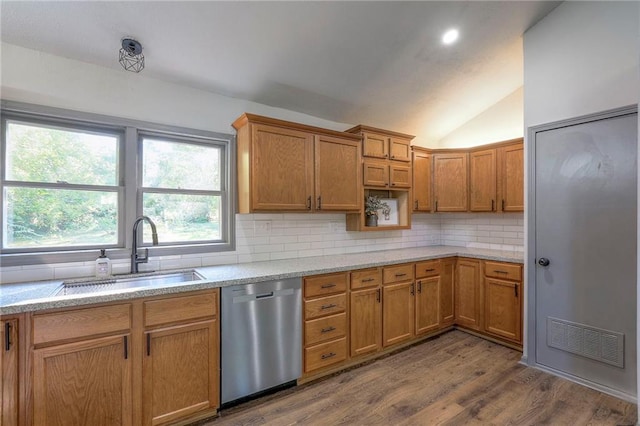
[{"x1": 119, "y1": 38, "x2": 144, "y2": 73}]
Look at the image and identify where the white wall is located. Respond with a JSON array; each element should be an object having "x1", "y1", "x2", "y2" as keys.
[
  {"x1": 0, "y1": 43, "x2": 353, "y2": 134},
  {"x1": 436, "y1": 87, "x2": 523, "y2": 149},
  {"x1": 524, "y1": 2, "x2": 639, "y2": 128},
  {"x1": 523, "y1": 0, "x2": 639, "y2": 371}
]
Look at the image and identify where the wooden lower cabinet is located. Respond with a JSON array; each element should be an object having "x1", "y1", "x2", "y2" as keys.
[
  {"x1": 415, "y1": 276, "x2": 440, "y2": 335},
  {"x1": 440, "y1": 258, "x2": 456, "y2": 327},
  {"x1": 303, "y1": 272, "x2": 348, "y2": 375},
  {"x1": 484, "y1": 278, "x2": 521, "y2": 343},
  {"x1": 455, "y1": 259, "x2": 481, "y2": 330},
  {"x1": 143, "y1": 321, "x2": 218, "y2": 426},
  {"x1": 1, "y1": 318, "x2": 19, "y2": 426},
  {"x1": 30, "y1": 290, "x2": 220, "y2": 426},
  {"x1": 350, "y1": 287, "x2": 382, "y2": 357},
  {"x1": 382, "y1": 282, "x2": 415, "y2": 347},
  {"x1": 33, "y1": 334, "x2": 132, "y2": 426}
]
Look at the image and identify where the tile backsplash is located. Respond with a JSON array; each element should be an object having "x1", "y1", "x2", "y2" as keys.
[{"x1": 0, "y1": 212, "x2": 523, "y2": 284}]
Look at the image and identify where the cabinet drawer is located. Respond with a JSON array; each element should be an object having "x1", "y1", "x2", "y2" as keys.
[
  {"x1": 304, "y1": 337, "x2": 347, "y2": 373},
  {"x1": 304, "y1": 294, "x2": 347, "y2": 320},
  {"x1": 144, "y1": 290, "x2": 217, "y2": 327},
  {"x1": 351, "y1": 268, "x2": 382, "y2": 290},
  {"x1": 33, "y1": 304, "x2": 131, "y2": 345},
  {"x1": 484, "y1": 261, "x2": 522, "y2": 281},
  {"x1": 304, "y1": 273, "x2": 348, "y2": 298},
  {"x1": 383, "y1": 264, "x2": 414, "y2": 284},
  {"x1": 415, "y1": 260, "x2": 441, "y2": 278},
  {"x1": 305, "y1": 312, "x2": 347, "y2": 346}
]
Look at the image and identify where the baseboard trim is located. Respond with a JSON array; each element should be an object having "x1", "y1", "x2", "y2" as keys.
[{"x1": 532, "y1": 362, "x2": 637, "y2": 404}]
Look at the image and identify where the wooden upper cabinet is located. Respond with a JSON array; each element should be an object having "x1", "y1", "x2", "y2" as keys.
[
  {"x1": 389, "y1": 137, "x2": 411, "y2": 162},
  {"x1": 469, "y1": 149, "x2": 497, "y2": 212},
  {"x1": 389, "y1": 164, "x2": 411, "y2": 188},
  {"x1": 363, "y1": 160, "x2": 388, "y2": 188},
  {"x1": 498, "y1": 141, "x2": 524, "y2": 212},
  {"x1": 362, "y1": 132, "x2": 388, "y2": 159},
  {"x1": 433, "y1": 152, "x2": 468, "y2": 212},
  {"x1": 233, "y1": 114, "x2": 362, "y2": 213},
  {"x1": 412, "y1": 148, "x2": 432, "y2": 212},
  {"x1": 315, "y1": 134, "x2": 361, "y2": 211},
  {"x1": 250, "y1": 123, "x2": 314, "y2": 211}
]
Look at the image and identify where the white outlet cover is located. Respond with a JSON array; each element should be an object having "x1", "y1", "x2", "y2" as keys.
[{"x1": 254, "y1": 220, "x2": 272, "y2": 235}]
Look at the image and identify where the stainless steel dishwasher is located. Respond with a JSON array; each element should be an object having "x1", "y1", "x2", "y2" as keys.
[{"x1": 221, "y1": 278, "x2": 302, "y2": 406}]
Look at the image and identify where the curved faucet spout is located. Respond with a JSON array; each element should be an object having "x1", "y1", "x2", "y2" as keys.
[{"x1": 131, "y1": 216, "x2": 159, "y2": 273}]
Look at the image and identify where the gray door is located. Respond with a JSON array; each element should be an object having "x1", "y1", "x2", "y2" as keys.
[{"x1": 535, "y1": 111, "x2": 637, "y2": 397}]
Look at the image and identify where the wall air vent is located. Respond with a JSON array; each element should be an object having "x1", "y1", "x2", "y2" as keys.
[{"x1": 547, "y1": 317, "x2": 624, "y2": 368}]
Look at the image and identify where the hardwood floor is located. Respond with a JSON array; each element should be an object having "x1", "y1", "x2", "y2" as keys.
[{"x1": 206, "y1": 331, "x2": 637, "y2": 425}]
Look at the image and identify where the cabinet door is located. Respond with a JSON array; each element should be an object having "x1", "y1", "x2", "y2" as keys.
[
  {"x1": 362, "y1": 132, "x2": 388, "y2": 159},
  {"x1": 433, "y1": 153, "x2": 468, "y2": 212},
  {"x1": 455, "y1": 259, "x2": 481, "y2": 330},
  {"x1": 2, "y1": 319, "x2": 18, "y2": 426},
  {"x1": 389, "y1": 137, "x2": 411, "y2": 162},
  {"x1": 315, "y1": 135, "x2": 361, "y2": 211},
  {"x1": 485, "y1": 278, "x2": 521, "y2": 343},
  {"x1": 33, "y1": 335, "x2": 132, "y2": 426},
  {"x1": 412, "y1": 151, "x2": 431, "y2": 212},
  {"x1": 350, "y1": 287, "x2": 382, "y2": 357},
  {"x1": 499, "y1": 143, "x2": 524, "y2": 212},
  {"x1": 382, "y1": 282, "x2": 415, "y2": 347},
  {"x1": 251, "y1": 124, "x2": 314, "y2": 211},
  {"x1": 143, "y1": 320, "x2": 218, "y2": 426},
  {"x1": 363, "y1": 161, "x2": 388, "y2": 187},
  {"x1": 415, "y1": 277, "x2": 440, "y2": 335},
  {"x1": 389, "y1": 164, "x2": 411, "y2": 188},
  {"x1": 469, "y1": 149, "x2": 497, "y2": 212},
  {"x1": 440, "y1": 259, "x2": 455, "y2": 326}
]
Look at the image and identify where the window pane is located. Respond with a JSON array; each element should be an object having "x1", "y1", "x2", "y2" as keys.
[
  {"x1": 4, "y1": 187, "x2": 118, "y2": 248},
  {"x1": 142, "y1": 193, "x2": 221, "y2": 243},
  {"x1": 142, "y1": 138, "x2": 221, "y2": 190},
  {"x1": 5, "y1": 122, "x2": 118, "y2": 185}
]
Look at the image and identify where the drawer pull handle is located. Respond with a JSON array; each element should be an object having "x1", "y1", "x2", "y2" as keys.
[
  {"x1": 495, "y1": 270, "x2": 508, "y2": 274},
  {"x1": 321, "y1": 283, "x2": 336, "y2": 289},
  {"x1": 362, "y1": 278, "x2": 375, "y2": 283},
  {"x1": 321, "y1": 326, "x2": 336, "y2": 333},
  {"x1": 4, "y1": 322, "x2": 11, "y2": 351},
  {"x1": 395, "y1": 273, "x2": 407, "y2": 278},
  {"x1": 321, "y1": 352, "x2": 336, "y2": 360},
  {"x1": 424, "y1": 268, "x2": 435, "y2": 272},
  {"x1": 321, "y1": 304, "x2": 337, "y2": 310}
]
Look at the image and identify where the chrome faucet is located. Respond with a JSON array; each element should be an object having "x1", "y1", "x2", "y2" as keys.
[{"x1": 131, "y1": 216, "x2": 159, "y2": 273}]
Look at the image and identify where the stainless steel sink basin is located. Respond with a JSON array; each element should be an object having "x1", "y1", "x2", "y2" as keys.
[{"x1": 53, "y1": 270, "x2": 204, "y2": 296}]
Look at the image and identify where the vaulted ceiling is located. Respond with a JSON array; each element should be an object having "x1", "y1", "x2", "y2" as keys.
[{"x1": 1, "y1": 1, "x2": 560, "y2": 143}]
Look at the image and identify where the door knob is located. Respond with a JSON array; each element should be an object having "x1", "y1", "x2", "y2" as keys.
[{"x1": 538, "y1": 258, "x2": 550, "y2": 267}]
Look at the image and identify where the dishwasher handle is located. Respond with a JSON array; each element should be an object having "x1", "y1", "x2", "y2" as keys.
[{"x1": 256, "y1": 292, "x2": 274, "y2": 299}]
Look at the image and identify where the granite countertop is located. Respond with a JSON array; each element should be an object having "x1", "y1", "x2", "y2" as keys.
[{"x1": 0, "y1": 246, "x2": 524, "y2": 315}]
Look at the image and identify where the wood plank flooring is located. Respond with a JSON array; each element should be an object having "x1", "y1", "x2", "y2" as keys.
[{"x1": 205, "y1": 331, "x2": 637, "y2": 425}]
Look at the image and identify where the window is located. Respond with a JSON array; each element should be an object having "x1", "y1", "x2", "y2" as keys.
[
  {"x1": 0, "y1": 102, "x2": 234, "y2": 266},
  {"x1": 140, "y1": 134, "x2": 225, "y2": 245}
]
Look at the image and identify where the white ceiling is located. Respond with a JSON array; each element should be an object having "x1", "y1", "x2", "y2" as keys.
[{"x1": 0, "y1": 1, "x2": 560, "y2": 143}]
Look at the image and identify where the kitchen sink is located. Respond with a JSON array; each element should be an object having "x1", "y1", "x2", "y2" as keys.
[{"x1": 53, "y1": 270, "x2": 204, "y2": 296}]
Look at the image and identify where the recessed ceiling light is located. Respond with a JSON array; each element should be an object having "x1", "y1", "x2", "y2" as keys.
[{"x1": 442, "y1": 29, "x2": 459, "y2": 45}]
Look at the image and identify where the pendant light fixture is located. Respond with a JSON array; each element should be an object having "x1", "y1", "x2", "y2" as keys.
[{"x1": 119, "y1": 38, "x2": 145, "y2": 73}]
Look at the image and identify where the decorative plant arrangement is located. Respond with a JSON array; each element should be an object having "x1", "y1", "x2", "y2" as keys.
[{"x1": 365, "y1": 195, "x2": 389, "y2": 227}]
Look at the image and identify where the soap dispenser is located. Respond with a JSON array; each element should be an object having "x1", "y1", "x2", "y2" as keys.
[{"x1": 95, "y1": 249, "x2": 112, "y2": 278}]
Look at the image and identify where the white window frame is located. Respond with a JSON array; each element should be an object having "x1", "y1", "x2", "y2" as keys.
[{"x1": 0, "y1": 101, "x2": 235, "y2": 267}]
